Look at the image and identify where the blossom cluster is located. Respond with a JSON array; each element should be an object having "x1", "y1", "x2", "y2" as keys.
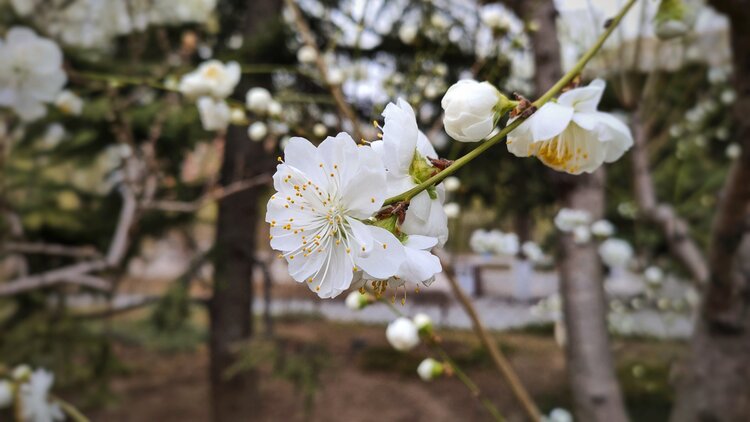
[{"x1": 0, "y1": 365, "x2": 65, "y2": 422}]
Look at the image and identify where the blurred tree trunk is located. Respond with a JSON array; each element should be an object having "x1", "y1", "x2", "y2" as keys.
[
  {"x1": 209, "y1": 0, "x2": 282, "y2": 421},
  {"x1": 671, "y1": 2, "x2": 750, "y2": 420},
  {"x1": 523, "y1": 1, "x2": 628, "y2": 420}
]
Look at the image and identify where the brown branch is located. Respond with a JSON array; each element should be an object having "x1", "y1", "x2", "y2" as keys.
[
  {"x1": 146, "y1": 174, "x2": 271, "y2": 213},
  {"x1": 0, "y1": 260, "x2": 109, "y2": 296},
  {"x1": 630, "y1": 111, "x2": 709, "y2": 285},
  {"x1": 1, "y1": 242, "x2": 101, "y2": 259},
  {"x1": 438, "y1": 253, "x2": 541, "y2": 421},
  {"x1": 284, "y1": 0, "x2": 364, "y2": 141}
]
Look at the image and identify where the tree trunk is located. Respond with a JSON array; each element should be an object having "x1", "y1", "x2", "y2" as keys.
[
  {"x1": 523, "y1": 0, "x2": 629, "y2": 420},
  {"x1": 558, "y1": 170, "x2": 629, "y2": 422},
  {"x1": 209, "y1": 126, "x2": 265, "y2": 421},
  {"x1": 671, "y1": 2, "x2": 750, "y2": 420},
  {"x1": 209, "y1": 1, "x2": 282, "y2": 420}
]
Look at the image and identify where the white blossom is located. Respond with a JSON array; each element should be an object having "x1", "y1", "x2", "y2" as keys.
[
  {"x1": 197, "y1": 97, "x2": 230, "y2": 131},
  {"x1": 178, "y1": 60, "x2": 240, "y2": 99},
  {"x1": 598, "y1": 238, "x2": 633, "y2": 269},
  {"x1": 0, "y1": 27, "x2": 67, "y2": 121},
  {"x1": 721, "y1": 89, "x2": 736, "y2": 105},
  {"x1": 54, "y1": 90, "x2": 83, "y2": 116},
  {"x1": 327, "y1": 67, "x2": 345, "y2": 85},
  {"x1": 248, "y1": 121, "x2": 268, "y2": 141},
  {"x1": 470, "y1": 229, "x2": 495, "y2": 254},
  {"x1": 268, "y1": 100, "x2": 283, "y2": 117},
  {"x1": 521, "y1": 241, "x2": 545, "y2": 263},
  {"x1": 573, "y1": 225, "x2": 592, "y2": 244},
  {"x1": 313, "y1": 123, "x2": 327, "y2": 137},
  {"x1": 554, "y1": 208, "x2": 591, "y2": 232},
  {"x1": 417, "y1": 358, "x2": 444, "y2": 381},
  {"x1": 444, "y1": 202, "x2": 460, "y2": 219},
  {"x1": 19, "y1": 369, "x2": 65, "y2": 422},
  {"x1": 399, "y1": 24, "x2": 418, "y2": 44},
  {"x1": 386, "y1": 317, "x2": 419, "y2": 351},
  {"x1": 591, "y1": 219, "x2": 615, "y2": 237},
  {"x1": 345, "y1": 291, "x2": 370, "y2": 310},
  {"x1": 297, "y1": 45, "x2": 318, "y2": 64},
  {"x1": 442, "y1": 80, "x2": 503, "y2": 142},
  {"x1": 444, "y1": 176, "x2": 461, "y2": 192},
  {"x1": 0, "y1": 380, "x2": 12, "y2": 409},
  {"x1": 644, "y1": 266, "x2": 664, "y2": 284},
  {"x1": 543, "y1": 408, "x2": 573, "y2": 422},
  {"x1": 266, "y1": 134, "x2": 405, "y2": 298},
  {"x1": 230, "y1": 108, "x2": 246, "y2": 124},
  {"x1": 507, "y1": 79, "x2": 633, "y2": 174},
  {"x1": 246, "y1": 87, "x2": 272, "y2": 113},
  {"x1": 413, "y1": 313, "x2": 433, "y2": 332},
  {"x1": 726, "y1": 143, "x2": 741, "y2": 159}
]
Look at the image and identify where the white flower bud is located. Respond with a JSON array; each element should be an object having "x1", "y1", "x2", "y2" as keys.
[
  {"x1": 572, "y1": 225, "x2": 591, "y2": 245},
  {"x1": 327, "y1": 67, "x2": 344, "y2": 85},
  {"x1": 248, "y1": 121, "x2": 268, "y2": 141},
  {"x1": 644, "y1": 266, "x2": 664, "y2": 285},
  {"x1": 598, "y1": 238, "x2": 633, "y2": 269},
  {"x1": 246, "y1": 87, "x2": 272, "y2": 114},
  {"x1": 386, "y1": 317, "x2": 419, "y2": 352},
  {"x1": 417, "y1": 358, "x2": 444, "y2": 381},
  {"x1": 554, "y1": 208, "x2": 591, "y2": 232},
  {"x1": 591, "y1": 219, "x2": 615, "y2": 237},
  {"x1": 55, "y1": 90, "x2": 84, "y2": 116},
  {"x1": 313, "y1": 123, "x2": 327, "y2": 138},
  {"x1": 413, "y1": 313, "x2": 433, "y2": 333},
  {"x1": 399, "y1": 24, "x2": 418, "y2": 44},
  {"x1": 726, "y1": 143, "x2": 741, "y2": 159},
  {"x1": 12, "y1": 365, "x2": 31, "y2": 381},
  {"x1": 230, "y1": 108, "x2": 246, "y2": 125},
  {"x1": 0, "y1": 380, "x2": 12, "y2": 409},
  {"x1": 297, "y1": 45, "x2": 318, "y2": 64},
  {"x1": 444, "y1": 176, "x2": 461, "y2": 192},
  {"x1": 444, "y1": 202, "x2": 460, "y2": 219},
  {"x1": 197, "y1": 97, "x2": 231, "y2": 131},
  {"x1": 442, "y1": 80, "x2": 508, "y2": 143},
  {"x1": 268, "y1": 100, "x2": 283, "y2": 117}
]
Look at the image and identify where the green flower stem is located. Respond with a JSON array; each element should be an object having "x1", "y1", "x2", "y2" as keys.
[
  {"x1": 377, "y1": 297, "x2": 505, "y2": 422},
  {"x1": 383, "y1": 0, "x2": 639, "y2": 206},
  {"x1": 52, "y1": 395, "x2": 90, "y2": 422}
]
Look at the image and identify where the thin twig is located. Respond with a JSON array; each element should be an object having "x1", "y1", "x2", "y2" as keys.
[
  {"x1": 0, "y1": 242, "x2": 101, "y2": 259},
  {"x1": 146, "y1": 174, "x2": 271, "y2": 213}
]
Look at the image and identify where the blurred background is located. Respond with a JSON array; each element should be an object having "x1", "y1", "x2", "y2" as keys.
[{"x1": 0, "y1": 0, "x2": 744, "y2": 421}]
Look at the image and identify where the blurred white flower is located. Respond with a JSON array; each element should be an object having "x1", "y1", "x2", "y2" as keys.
[
  {"x1": 507, "y1": 79, "x2": 633, "y2": 174},
  {"x1": 543, "y1": 407, "x2": 573, "y2": 422},
  {"x1": 327, "y1": 67, "x2": 345, "y2": 85},
  {"x1": 0, "y1": 380, "x2": 12, "y2": 409},
  {"x1": 313, "y1": 123, "x2": 327, "y2": 138},
  {"x1": 494, "y1": 231, "x2": 519, "y2": 256},
  {"x1": 266, "y1": 134, "x2": 404, "y2": 298},
  {"x1": 720, "y1": 89, "x2": 736, "y2": 105},
  {"x1": 0, "y1": 27, "x2": 67, "y2": 121},
  {"x1": 268, "y1": 100, "x2": 283, "y2": 117},
  {"x1": 573, "y1": 225, "x2": 592, "y2": 244},
  {"x1": 386, "y1": 317, "x2": 419, "y2": 351},
  {"x1": 522, "y1": 241, "x2": 545, "y2": 263},
  {"x1": 726, "y1": 143, "x2": 741, "y2": 159},
  {"x1": 417, "y1": 358, "x2": 444, "y2": 381},
  {"x1": 197, "y1": 97, "x2": 230, "y2": 131},
  {"x1": 413, "y1": 313, "x2": 433, "y2": 332},
  {"x1": 644, "y1": 266, "x2": 664, "y2": 284},
  {"x1": 13, "y1": 365, "x2": 32, "y2": 381},
  {"x1": 40, "y1": 123, "x2": 66, "y2": 150},
  {"x1": 444, "y1": 202, "x2": 460, "y2": 219},
  {"x1": 248, "y1": 121, "x2": 268, "y2": 141},
  {"x1": 481, "y1": 5, "x2": 512, "y2": 31},
  {"x1": 246, "y1": 87, "x2": 272, "y2": 114},
  {"x1": 345, "y1": 291, "x2": 370, "y2": 310},
  {"x1": 598, "y1": 238, "x2": 633, "y2": 269},
  {"x1": 297, "y1": 45, "x2": 318, "y2": 64},
  {"x1": 399, "y1": 23, "x2": 418, "y2": 44},
  {"x1": 444, "y1": 176, "x2": 461, "y2": 193},
  {"x1": 554, "y1": 208, "x2": 592, "y2": 232},
  {"x1": 178, "y1": 60, "x2": 240, "y2": 99},
  {"x1": 19, "y1": 369, "x2": 65, "y2": 422},
  {"x1": 442, "y1": 80, "x2": 503, "y2": 142},
  {"x1": 470, "y1": 229, "x2": 494, "y2": 254},
  {"x1": 591, "y1": 219, "x2": 615, "y2": 237},
  {"x1": 54, "y1": 90, "x2": 83, "y2": 116},
  {"x1": 229, "y1": 108, "x2": 246, "y2": 125}
]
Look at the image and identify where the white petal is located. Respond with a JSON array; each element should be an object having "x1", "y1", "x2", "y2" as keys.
[
  {"x1": 558, "y1": 79, "x2": 605, "y2": 113},
  {"x1": 354, "y1": 227, "x2": 405, "y2": 279},
  {"x1": 511, "y1": 102, "x2": 573, "y2": 143},
  {"x1": 341, "y1": 144, "x2": 387, "y2": 218}
]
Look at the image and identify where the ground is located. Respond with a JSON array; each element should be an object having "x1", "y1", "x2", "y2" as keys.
[{"x1": 78, "y1": 311, "x2": 683, "y2": 422}]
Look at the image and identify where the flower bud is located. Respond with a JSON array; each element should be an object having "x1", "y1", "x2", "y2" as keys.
[
  {"x1": 444, "y1": 176, "x2": 461, "y2": 192},
  {"x1": 297, "y1": 45, "x2": 318, "y2": 64},
  {"x1": 12, "y1": 365, "x2": 31, "y2": 381},
  {"x1": 345, "y1": 291, "x2": 371, "y2": 310},
  {"x1": 246, "y1": 87, "x2": 272, "y2": 114},
  {"x1": 413, "y1": 313, "x2": 433, "y2": 335},
  {"x1": 441, "y1": 80, "x2": 515, "y2": 143},
  {"x1": 386, "y1": 317, "x2": 419, "y2": 352},
  {"x1": 248, "y1": 122, "x2": 268, "y2": 141},
  {"x1": 655, "y1": 0, "x2": 690, "y2": 40},
  {"x1": 417, "y1": 358, "x2": 444, "y2": 381}
]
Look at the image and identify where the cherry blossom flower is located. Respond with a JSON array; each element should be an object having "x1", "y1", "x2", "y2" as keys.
[
  {"x1": 417, "y1": 358, "x2": 444, "y2": 381},
  {"x1": 178, "y1": 60, "x2": 240, "y2": 99},
  {"x1": 442, "y1": 80, "x2": 509, "y2": 142},
  {"x1": 196, "y1": 97, "x2": 231, "y2": 131},
  {"x1": 598, "y1": 238, "x2": 633, "y2": 269},
  {"x1": 386, "y1": 317, "x2": 419, "y2": 351},
  {"x1": 19, "y1": 369, "x2": 65, "y2": 422}
]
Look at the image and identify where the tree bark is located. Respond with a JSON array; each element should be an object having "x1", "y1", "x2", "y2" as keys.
[
  {"x1": 523, "y1": 1, "x2": 629, "y2": 420},
  {"x1": 671, "y1": 2, "x2": 750, "y2": 420},
  {"x1": 209, "y1": 1, "x2": 281, "y2": 420}
]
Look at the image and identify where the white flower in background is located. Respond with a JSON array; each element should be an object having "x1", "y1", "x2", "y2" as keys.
[
  {"x1": 399, "y1": 23, "x2": 418, "y2": 44},
  {"x1": 543, "y1": 407, "x2": 573, "y2": 422},
  {"x1": 591, "y1": 219, "x2": 615, "y2": 237},
  {"x1": 554, "y1": 208, "x2": 591, "y2": 232},
  {"x1": 0, "y1": 380, "x2": 12, "y2": 408},
  {"x1": 230, "y1": 108, "x2": 246, "y2": 125},
  {"x1": 481, "y1": 6, "x2": 512, "y2": 31},
  {"x1": 442, "y1": 80, "x2": 506, "y2": 142},
  {"x1": 413, "y1": 313, "x2": 433, "y2": 333},
  {"x1": 345, "y1": 291, "x2": 370, "y2": 310},
  {"x1": 12, "y1": 365, "x2": 32, "y2": 381},
  {"x1": 470, "y1": 229, "x2": 494, "y2": 254},
  {"x1": 313, "y1": 123, "x2": 327, "y2": 138},
  {"x1": 196, "y1": 97, "x2": 230, "y2": 131},
  {"x1": 178, "y1": 60, "x2": 240, "y2": 99},
  {"x1": 598, "y1": 238, "x2": 633, "y2": 269},
  {"x1": 573, "y1": 225, "x2": 592, "y2": 245},
  {"x1": 371, "y1": 99, "x2": 449, "y2": 245},
  {"x1": 644, "y1": 266, "x2": 664, "y2": 285},
  {"x1": 54, "y1": 90, "x2": 83, "y2": 116},
  {"x1": 444, "y1": 176, "x2": 461, "y2": 192},
  {"x1": 0, "y1": 27, "x2": 67, "y2": 121},
  {"x1": 417, "y1": 358, "x2": 444, "y2": 381},
  {"x1": 245, "y1": 87, "x2": 272, "y2": 114},
  {"x1": 444, "y1": 202, "x2": 460, "y2": 219},
  {"x1": 507, "y1": 79, "x2": 633, "y2": 174},
  {"x1": 327, "y1": 67, "x2": 344, "y2": 85},
  {"x1": 40, "y1": 123, "x2": 66, "y2": 150},
  {"x1": 297, "y1": 45, "x2": 318, "y2": 64},
  {"x1": 19, "y1": 369, "x2": 65, "y2": 422},
  {"x1": 493, "y1": 231, "x2": 519, "y2": 256},
  {"x1": 726, "y1": 143, "x2": 741, "y2": 159},
  {"x1": 522, "y1": 241, "x2": 545, "y2": 263},
  {"x1": 386, "y1": 317, "x2": 419, "y2": 351},
  {"x1": 654, "y1": 0, "x2": 691, "y2": 40},
  {"x1": 266, "y1": 134, "x2": 405, "y2": 298},
  {"x1": 720, "y1": 89, "x2": 736, "y2": 105},
  {"x1": 248, "y1": 121, "x2": 268, "y2": 141},
  {"x1": 268, "y1": 100, "x2": 283, "y2": 117}
]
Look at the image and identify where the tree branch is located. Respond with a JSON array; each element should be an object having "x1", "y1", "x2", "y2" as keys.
[{"x1": 146, "y1": 174, "x2": 271, "y2": 213}]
